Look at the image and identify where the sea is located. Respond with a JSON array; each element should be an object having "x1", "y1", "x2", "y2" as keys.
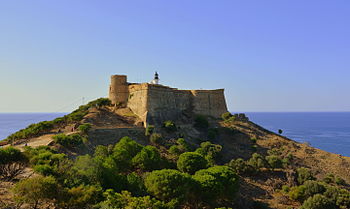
[
  {"x1": 244, "y1": 112, "x2": 350, "y2": 157},
  {"x1": 0, "y1": 112, "x2": 350, "y2": 157}
]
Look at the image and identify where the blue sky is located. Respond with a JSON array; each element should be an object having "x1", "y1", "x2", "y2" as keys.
[{"x1": 0, "y1": 0, "x2": 349, "y2": 112}]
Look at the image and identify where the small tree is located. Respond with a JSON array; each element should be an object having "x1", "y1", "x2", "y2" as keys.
[
  {"x1": 177, "y1": 152, "x2": 208, "y2": 174},
  {"x1": 278, "y1": 129, "x2": 283, "y2": 134},
  {"x1": 301, "y1": 194, "x2": 336, "y2": 209},
  {"x1": 193, "y1": 166, "x2": 239, "y2": 202},
  {"x1": 296, "y1": 167, "x2": 315, "y2": 185},
  {"x1": 266, "y1": 155, "x2": 283, "y2": 169},
  {"x1": 248, "y1": 153, "x2": 267, "y2": 170},
  {"x1": 78, "y1": 123, "x2": 92, "y2": 135},
  {"x1": 12, "y1": 176, "x2": 58, "y2": 209},
  {"x1": 132, "y1": 145, "x2": 162, "y2": 171},
  {"x1": 228, "y1": 158, "x2": 254, "y2": 175},
  {"x1": 144, "y1": 169, "x2": 196, "y2": 202}
]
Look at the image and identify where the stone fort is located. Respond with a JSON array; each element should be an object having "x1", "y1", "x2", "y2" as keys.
[{"x1": 108, "y1": 73, "x2": 228, "y2": 125}]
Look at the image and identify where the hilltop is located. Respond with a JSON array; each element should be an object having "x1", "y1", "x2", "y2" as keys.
[{"x1": 0, "y1": 99, "x2": 349, "y2": 209}]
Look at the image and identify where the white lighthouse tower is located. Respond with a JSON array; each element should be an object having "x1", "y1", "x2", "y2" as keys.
[{"x1": 150, "y1": 71, "x2": 159, "y2": 84}]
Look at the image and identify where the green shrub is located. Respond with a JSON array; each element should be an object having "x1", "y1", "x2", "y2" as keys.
[
  {"x1": 300, "y1": 194, "x2": 336, "y2": 209},
  {"x1": 150, "y1": 133, "x2": 162, "y2": 144},
  {"x1": 99, "y1": 190, "x2": 166, "y2": 209},
  {"x1": 221, "y1": 112, "x2": 233, "y2": 121},
  {"x1": 126, "y1": 173, "x2": 147, "y2": 196},
  {"x1": 34, "y1": 164, "x2": 55, "y2": 176},
  {"x1": 248, "y1": 153, "x2": 267, "y2": 170},
  {"x1": 281, "y1": 185, "x2": 290, "y2": 193},
  {"x1": 78, "y1": 123, "x2": 92, "y2": 134},
  {"x1": 266, "y1": 155, "x2": 283, "y2": 169},
  {"x1": 289, "y1": 181, "x2": 326, "y2": 202},
  {"x1": 0, "y1": 146, "x2": 28, "y2": 180},
  {"x1": 168, "y1": 145, "x2": 181, "y2": 155},
  {"x1": 12, "y1": 176, "x2": 58, "y2": 208},
  {"x1": 145, "y1": 125, "x2": 155, "y2": 136},
  {"x1": 0, "y1": 146, "x2": 26, "y2": 164},
  {"x1": 53, "y1": 133, "x2": 86, "y2": 147},
  {"x1": 59, "y1": 185, "x2": 103, "y2": 209},
  {"x1": 323, "y1": 173, "x2": 335, "y2": 184},
  {"x1": 176, "y1": 138, "x2": 191, "y2": 152},
  {"x1": 324, "y1": 186, "x2": 350, "y2": 208},
  {"x1": 335, "y1": 176, "x2": 346, "y2": 186},
  {"x1": 177, "y1": 152, "x2": 208, "y2": 174},
  {"x1": 112, "y1": 137, "x2": 144, "y2": 171},
  {"x1": 228, "y1": 158, "x2": 254, "y2": 175},
  {"x1": 132, "y1": 145, "x2": 162, "y2": 171},
  {"x1": 195, "y1": 141, "x2": 222, "y2": 166},
  {"x1": 194, "y1": 115, "x2": 209, "y2": 129},
  {"x1": 163, "y1": 120, "x2": 176, "y2": 132},
  {"x1": 296, "y1": 167, "x2": 315, "y2": 185},
  {"x1": 193, "y1": 166, "x2": 239, "y2": 202},
  {"x1": 144, "y1": 169, "x2": 196, "y2": 202}
]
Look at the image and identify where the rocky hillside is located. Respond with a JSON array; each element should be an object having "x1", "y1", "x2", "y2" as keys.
[{"x1": 0, "y1": 99, "x2": 349, "y2": 209}]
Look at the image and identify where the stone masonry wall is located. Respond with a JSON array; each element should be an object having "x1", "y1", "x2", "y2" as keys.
[{"x1": 109, "y1": 75, "x2": 228, "y2": 126}]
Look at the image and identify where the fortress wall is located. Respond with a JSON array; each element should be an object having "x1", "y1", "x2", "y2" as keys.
[
  {"x1": 127, "y1": 83, "x2": 149, "y2": 122},
  {"x1": 109, "y1": 75, "x2": 129, "y2": 105},
  {"x1": 146, "y1": 85, "x2": 193, "y2": 124},
  {"x1": 191, "y1": 89, "x2": 228, "y2": 118}
]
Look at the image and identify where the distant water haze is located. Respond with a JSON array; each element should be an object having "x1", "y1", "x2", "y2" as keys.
[{"x1": 1, "y1": 112, "x2": 350, "y2": 157}]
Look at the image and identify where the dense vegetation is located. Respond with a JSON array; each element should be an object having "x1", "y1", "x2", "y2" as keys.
[
  {"x1": 1, "y1": 109, "x2": 349, "y2": 209},
  {"x1": 6, "y1": 136, "x2": 240, "y2": 209}
]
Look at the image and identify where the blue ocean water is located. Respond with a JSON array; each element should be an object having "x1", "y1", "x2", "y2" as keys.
[
  {"x1": 245, "y1": 112, "x2": 350, "y2": 157},
  {"x1": 0, "y1": 113, "x2": 67, "y2": 140},
  {"x1": 0, "y1": 112, "x2": 350, "y2": 157}
]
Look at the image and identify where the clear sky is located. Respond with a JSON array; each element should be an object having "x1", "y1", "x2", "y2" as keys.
[{"x1": 0, "y1": 0, "x2": 349, "y2": 112}]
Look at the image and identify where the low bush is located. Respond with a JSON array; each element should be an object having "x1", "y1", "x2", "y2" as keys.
[
  {"x1": 221, "y1": 112, "x2": 233, "y2": 121},
  {"x1": 296, "y1": 167, "x2": 315, "y2": 185},
  {"x1": 12, "y1": 176, "x2": 58, "y2": 208},
  {"x1": 300, "y1": 194, "x2": 336, "y2": 209},
  {"x1": 248, "y1": 153, "x2": 267, "y2": 170},
  {"x1": 144, "y1": 169, "x2": 196, "y2": 202},
  {"x1": 177, "y1": 152, "x2": 208, "y2": 174},
  {"x1": 195, "y1": 142, "x2": 222, "y2": 166},
  {"x1": 193, "y1": 166, "x2": 239, "y2": 202},
  {"x1": 228, "y1": 158, "x2": 254, "y2": 175},
  {"x1": 132, "y1": 145, "x2": 162, "y2": 171},
  {"x1": 53, "y1": 133, "x2": 86, "y2": 147},
  {"x1": 78, "y1": 123, "x2": 92, "y2": 135},
  {"x1": 266, "y1": 155, "x2": 283, "y2": 169},
  {"x1": 0, "y1": 147, "x2": 28, "y2": 180}
]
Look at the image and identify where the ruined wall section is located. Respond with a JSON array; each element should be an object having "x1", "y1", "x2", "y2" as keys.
[{"x1": 191, "y1": 89, "x2": 228, "y2": 118}]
